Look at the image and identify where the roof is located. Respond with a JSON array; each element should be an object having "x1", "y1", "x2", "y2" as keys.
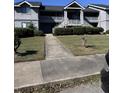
[
  {"x1": 14, "y1": 1, "x2": 42, "y2": 7},
  {"x1": 43, "y1": 6, "x2": 64, "y2": 11},
  {"x1": 64, "y1": 0, "x2": 85, "y2": 9},
  {"x1": 29, "y1": 2, "x2": 42, "y2": 6},
  {"x1": 91, "y1": 4, "x2": 109, "y2": 8},
  {"x1": 84, "y1": 8, "x2": 99, "y2": 13},
  {"x1": 14, "y1": 1, "x2": 108, "y2": 11},
  {"x1": 88, "y1": 4, "x2": 109, "y2": 10}
]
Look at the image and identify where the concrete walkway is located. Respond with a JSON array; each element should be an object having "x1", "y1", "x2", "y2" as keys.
[
  {"x1": 45, "y1": 34, "x2": 74, "y2": 60},
  {"x1": 14, "y1": 54, "x2": 106, "y2": 89},
  {"x1": 14, "y1": 61, "x2": 43, "y2": 88}
]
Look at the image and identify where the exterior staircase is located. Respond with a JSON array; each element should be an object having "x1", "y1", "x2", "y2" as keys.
[
  {"x1": 52, "y1": 21, "x2": 65, "y2": 33},
  {"x1": 57, "y1": 20, "x2": 65, "y2": 28}
]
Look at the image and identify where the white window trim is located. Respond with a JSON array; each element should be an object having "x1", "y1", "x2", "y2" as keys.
[
  {"x1": 21, "y1": 22, "x2": 31, "y2": 28},
  {"x1": 22, "y1": 22, "x2": 27, "y2": 28}
]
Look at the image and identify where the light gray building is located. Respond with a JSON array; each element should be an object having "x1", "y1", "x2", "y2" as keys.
[{"x1": 14, "y1": 0, "x2": 109, "y2": 33}]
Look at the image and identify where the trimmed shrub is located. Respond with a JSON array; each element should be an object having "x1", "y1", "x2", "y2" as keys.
[
  {"x1": 85, "y1": 26, "x2": 93, "y2": 34},
  {"x1": 106, "y1": 30, "x2": 109, "y2": 34},
  {"x1": 73, "y1": 27, "x2": 85, "y2": 35},
  {"x1": 53, "y1": 26, "x2": 104, "y2": 35},
  {"x1": 27, "y1": 23, "x2": 36, "y2": 31},
  {"x1": 91, "y1": 27, "x2": 104, "y2": 34},
  {"x1": 53, "y1": 28, "x2": 73, "y2": 35},
  {"x1": 97, "y1": 27, "x2": 104, "y2": 33},
  {"x1": 14, "y1": 28, "x2": 34, "y2": 38},
  {"x1": 34, "y1": 30, "x2": 45, "y2": 36},
  {"x1": 85, "y1": 27, "x2": 104, "y2": 35}
]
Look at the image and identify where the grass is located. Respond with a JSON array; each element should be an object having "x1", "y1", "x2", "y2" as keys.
[
  {"x1": 14, "y1": 36, "x2": 45, "y2": 62},
  {"x1": 57, "y1": 35, "x2": 109, "y2": 56}
]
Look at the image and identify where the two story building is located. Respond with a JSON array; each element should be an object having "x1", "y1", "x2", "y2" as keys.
[{"x1": 14, "y1": 0, "x2": 109, "y2": 33}]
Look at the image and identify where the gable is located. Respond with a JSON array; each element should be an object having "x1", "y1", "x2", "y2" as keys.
[
  {"x1": 15, "y1": 1, "x2": 41, "y2": 8},
  {"x1": 20, "y1": 3, "x2": 30, "y2": 7},
  {"x1": 68, "y1": 3, "x2": 81, "y2": 8},
  {"x1": 64, "y1": 1, "x2": 85, "y2": 9},
  {"x1": 17, "y1": 1, "x2": 32, "y2": 7}
]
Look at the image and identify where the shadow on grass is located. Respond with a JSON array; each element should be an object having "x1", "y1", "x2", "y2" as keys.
[
  {"x1": 17, "y1": 50, "x2": 38, "y2": 56},
  {"x1": 85, "y1": 45, "x2": 96, "y2": 48}
]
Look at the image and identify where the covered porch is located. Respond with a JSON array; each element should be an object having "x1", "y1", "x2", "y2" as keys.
[{"x1": 63, "y1": 1, "x2": 85, "y2": 26}]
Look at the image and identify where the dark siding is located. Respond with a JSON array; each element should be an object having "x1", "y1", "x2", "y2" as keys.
[{"x1": 39, "y1": 23, "x2": 58, "y2": 33}]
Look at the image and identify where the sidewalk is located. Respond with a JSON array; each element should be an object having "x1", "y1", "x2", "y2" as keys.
[
  {"x1": 14, "y1": 54, "x2": 106, "y2": 89},
  {"x1": 45, "y1": 34, "x2": 74, "y2": 60}
]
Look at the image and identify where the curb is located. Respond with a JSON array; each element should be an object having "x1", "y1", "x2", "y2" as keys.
[
  {"x1": 14, "y1": 72, "x2": 100, "y2": 90},
  {"x1": 44, "y1": 35, "x2": 47, "y2": 60}
]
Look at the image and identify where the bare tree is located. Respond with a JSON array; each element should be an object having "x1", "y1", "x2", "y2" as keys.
[
  {"x1": 80, "y1": 35, "x2": 86, "y2": 47},
  {"x1": 14, "y1": 34, "x2": 21, "y2": 54}
]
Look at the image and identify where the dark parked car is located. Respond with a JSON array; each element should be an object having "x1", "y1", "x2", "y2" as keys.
[{"x1": 101, "y1": 51, "x2": 109, "y2": 93}]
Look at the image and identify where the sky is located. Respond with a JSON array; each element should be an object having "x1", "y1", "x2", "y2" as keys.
[{"x1": 14, "y1": 0, "x2": 109, "y2": 6}]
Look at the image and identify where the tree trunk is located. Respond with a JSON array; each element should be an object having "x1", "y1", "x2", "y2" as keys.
[{"x1": 81, "y1": 35, "x2": 86, "y2": 47}]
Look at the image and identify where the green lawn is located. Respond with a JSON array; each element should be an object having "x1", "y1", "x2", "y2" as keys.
[
  {"x1": 14, "y1": 36, "x2": 45, "y2": 62},
  {"x1": 57, "y1": 35, "x2": 109, "y2": 56}
]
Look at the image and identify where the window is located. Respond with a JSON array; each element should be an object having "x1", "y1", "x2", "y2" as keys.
[
  {"x1": 16, "y1": 7, "x2": 30, "y2": 13},
  {"x1": 21, "y1": 7, "x2": 30, "y2": 13},
  {"x1": 22, "y1": 22, "x2": 32, "y2": 28},
  {"x1": 22, "y1": 23, "x2": 27, "y2": 28}
]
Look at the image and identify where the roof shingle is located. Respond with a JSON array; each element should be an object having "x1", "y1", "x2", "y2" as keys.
[
  {"x1": 44, "y1": 6, "x2": 64, "y2": 11},
  {"x1": 84, "y1": 8, "x2": 99, "y2": 13},
  {"x1": 91, "y1": 4, "x2": 109, "y2": 8}
]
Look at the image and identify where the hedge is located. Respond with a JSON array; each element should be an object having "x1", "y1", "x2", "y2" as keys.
[
  {"x1": 15, "y1": 28, "x2": 45, "y2": 37},
  {"x1": 53, "y1": 26, "x2": 104, "y2": 36},
  {"x1": 53, "y1": 28, "x2": 73, "y2": 35},
  {"x1": 106, "y1": 30, "x2": 109, "y2": 34},
  {"x1": 15, "y1": 28, "x2": 34, "y2": 38},
  {"x1": 85, "y1": 26, "x2": 93, "y2": 34},
  {"x1": 73, "y1": 27, "x2": 85, "y2": 35},
  {"x1": 92, "y1": 27, "x2": 104, "y2": 34},
  {"x1": 34, "y1": 30, "x2": 45, "y2": 36}
]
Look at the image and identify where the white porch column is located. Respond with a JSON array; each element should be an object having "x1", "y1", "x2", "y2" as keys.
[
  {"x1": 80, "y1": 9, "x2": 84, "y2": 25},
  {"x1": 64, "y1": 10, "x2": 68, "y2": 26}
]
